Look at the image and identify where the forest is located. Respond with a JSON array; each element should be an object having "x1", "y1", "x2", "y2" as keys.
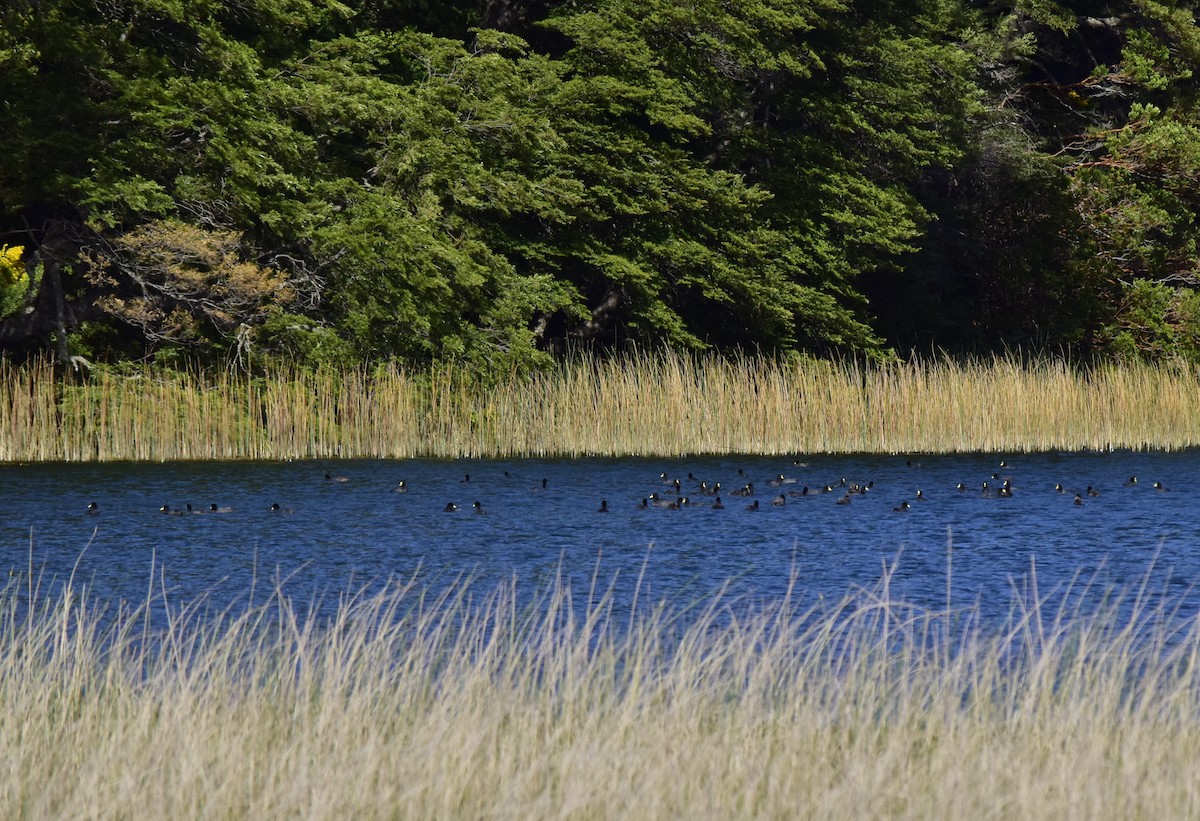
[{"x1": 2, "y1": 0, "x2": 1200, "y2": 374}]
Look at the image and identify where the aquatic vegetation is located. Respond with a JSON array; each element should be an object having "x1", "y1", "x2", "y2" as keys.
[
  {"x1": 3, "y1": 354, "x2": 1200, "y2": 461},
  {"x1": 2, "y1": 564, "x2": 1199, "y2": 818}
]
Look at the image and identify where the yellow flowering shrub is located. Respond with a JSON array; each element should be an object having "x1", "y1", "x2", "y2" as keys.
[
  {"x1": 0, "y1": 245, "x2": 26, "y2": 284},
  {"x1": 0, "y1": 245, "x2": 31, "y2": 316}
]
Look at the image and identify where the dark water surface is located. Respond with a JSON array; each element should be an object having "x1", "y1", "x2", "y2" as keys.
[{"x1": 4, "y1": 451, "x2": 1200, "y2": 626}]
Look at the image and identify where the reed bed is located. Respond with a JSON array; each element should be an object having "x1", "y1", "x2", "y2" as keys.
[
  {"x1": 2, "y1": 353, "x2": 1200, "y2": 461},
  {"x1": 4, "y1": 562, "x2": 1200, "y2": 819}
]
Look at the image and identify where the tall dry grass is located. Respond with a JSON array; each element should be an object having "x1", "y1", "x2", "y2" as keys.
[
  {"x1": 3, "y1": 562, "x2": 1200, "y2": 819},
  {"x1": 2, "y1": 353, "x2": 1200, "y2": 461}
]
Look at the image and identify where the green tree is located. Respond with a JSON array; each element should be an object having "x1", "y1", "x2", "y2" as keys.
[
  {"x1": 1, "y1": 0, "x2": 993, "y2": 366},
  {"x1": 919, "y1": 1, "x2": 1200, "y2": 359},
  {"x1": 0, "y1": 0, "x2": 357, "y2": 361},
  {"x1": 529, "y1": 0, "x2": 988, "y2": 356}
]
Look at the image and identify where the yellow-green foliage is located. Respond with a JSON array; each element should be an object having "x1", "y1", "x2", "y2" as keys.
[
  {"x1": 2, "y1": 570, "x2": 1199, "y2": 818},
  {"x1": 88, "y1": 221, "x2": 296, "y2": 346},
  {"x1": 3, "y1": 353, "x2": 1200, "y2": 461}
]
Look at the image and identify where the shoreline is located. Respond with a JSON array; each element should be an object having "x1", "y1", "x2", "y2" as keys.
[{"x1": 4, "y1": 354, "x2": 1199, "y2": 461}]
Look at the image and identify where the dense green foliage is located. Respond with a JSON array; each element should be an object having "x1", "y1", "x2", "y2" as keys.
[{"x1": 2, "y1": 0, "x2": 1199, "y2": 369}]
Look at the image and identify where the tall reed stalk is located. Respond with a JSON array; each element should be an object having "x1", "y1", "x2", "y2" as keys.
[
  {"x1": 3, "y1": 564, "x2": 1200, "y2": 818},
  {"x1": 3, "y1": 353, "x2": 1199, "y2": 461}
]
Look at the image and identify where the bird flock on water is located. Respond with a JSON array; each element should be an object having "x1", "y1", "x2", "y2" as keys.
[{"x1": 80, "y1": 459, "x2": 1168, "y2": 518}]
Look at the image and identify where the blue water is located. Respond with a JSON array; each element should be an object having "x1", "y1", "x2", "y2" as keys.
[{"x1": 2, "y1": 451, "x2": 1199, "y2": 625}]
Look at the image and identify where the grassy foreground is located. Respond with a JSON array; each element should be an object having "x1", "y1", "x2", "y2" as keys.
[
  {"x1": 3, "y1": 354, "x2": 1200, "y2": 460},
  {"x1": 3, "y1": 567, "x2": 1200, "y2": 819}
]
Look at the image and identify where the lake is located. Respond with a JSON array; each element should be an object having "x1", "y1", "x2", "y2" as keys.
[{"x1": 3, "y1": 450, "x2": 1199, "y2": 626}]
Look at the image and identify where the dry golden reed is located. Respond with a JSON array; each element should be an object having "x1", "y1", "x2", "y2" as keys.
[
  {"x1": 2, "y1": 353, "x2": 1199, "y2": 461},
  {"x1": 3, "y1": 566, "x2": 1200, "y2": 819}
]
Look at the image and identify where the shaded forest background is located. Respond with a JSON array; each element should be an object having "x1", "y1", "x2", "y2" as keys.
[{"x1": 3, "y1": 0, "x2": 1200, "y2": 373}]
